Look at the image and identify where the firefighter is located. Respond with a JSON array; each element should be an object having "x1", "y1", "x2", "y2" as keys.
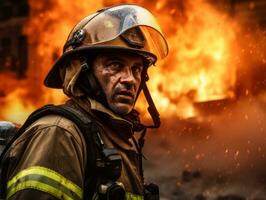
[{"x1": 0, "y1": 4, "x2": 168, "y2": 200}]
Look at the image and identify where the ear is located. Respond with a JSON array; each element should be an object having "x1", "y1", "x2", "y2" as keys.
[{"x1": 77, "y1": 57, "x2": 106, "y2": 101}]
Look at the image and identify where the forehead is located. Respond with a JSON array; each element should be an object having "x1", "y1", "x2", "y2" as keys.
[{"x1": 94, "y1": 52, "x2": 144, "y2": 63}]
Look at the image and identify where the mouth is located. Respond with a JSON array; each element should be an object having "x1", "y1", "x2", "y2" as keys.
[{"x1": 115, "y1": 90, "x2": 135, "y2": 102}]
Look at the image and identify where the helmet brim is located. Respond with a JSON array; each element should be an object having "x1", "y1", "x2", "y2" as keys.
[{"x1": 44, "y1": 46, "x2": 157, "y2": 88}]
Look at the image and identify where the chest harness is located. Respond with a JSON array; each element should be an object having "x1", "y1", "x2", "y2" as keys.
[{"x1": 0, "y1": 104, "x2": 159, "y2": 200}]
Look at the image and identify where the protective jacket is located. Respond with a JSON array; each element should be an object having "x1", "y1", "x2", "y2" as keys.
[{"x1": 1, "y1": 97, "x2": 144, "y2": 200}]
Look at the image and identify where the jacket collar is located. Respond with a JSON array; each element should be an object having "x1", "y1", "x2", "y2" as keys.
[{"x1": 71, "y1": 97, "x2": 135, "y2": 142}]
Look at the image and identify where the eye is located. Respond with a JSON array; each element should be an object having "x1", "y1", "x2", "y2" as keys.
[
  {"x1": 106, "y1": 61, "x2": 123, "y2": 71},
  {"x1": 132, "y1": 64, "x2": 143, "y2": 75}
]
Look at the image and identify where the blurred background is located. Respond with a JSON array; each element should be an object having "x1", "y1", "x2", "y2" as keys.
[{"x1": 0, "y1": 0, "x2": 266, "y2": 199}]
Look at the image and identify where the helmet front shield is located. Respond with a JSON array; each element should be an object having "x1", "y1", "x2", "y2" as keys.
[{"x1": 64, "y1": 5, "x2": 168, "y2": 60}]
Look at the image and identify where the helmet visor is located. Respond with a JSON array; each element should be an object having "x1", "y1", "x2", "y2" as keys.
[{"x1": 79, "y1": 4, "x2": 168, "y2": 60}]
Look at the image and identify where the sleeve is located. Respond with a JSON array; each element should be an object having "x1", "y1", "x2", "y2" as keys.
[{"x1": 6, "y1": 125, "x2": 86, "y2": 200}]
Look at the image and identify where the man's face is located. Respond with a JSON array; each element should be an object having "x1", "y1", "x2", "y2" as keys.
[{"x1": 92, "y1": 53, "x2": 144, "y2": 115}]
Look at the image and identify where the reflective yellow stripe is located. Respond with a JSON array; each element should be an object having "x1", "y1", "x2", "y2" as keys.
[
  {"x1": 7, "y1": 166, "x2": 82, "y2": 199},
  {"x1": 7, "y1": 180, "x2": 76, "y2": 200},
  {"x1": 126, "y1": 192, "x2": 143, "y2": 200}
]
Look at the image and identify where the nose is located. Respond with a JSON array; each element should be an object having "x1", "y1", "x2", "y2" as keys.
[{"x1": 120, "y1": 67, "x2": 135, "y2": 85}]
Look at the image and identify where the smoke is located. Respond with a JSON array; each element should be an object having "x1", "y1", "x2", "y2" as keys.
[{"x1": 143, "y1": 95, "x2": 266, "y2": 199}]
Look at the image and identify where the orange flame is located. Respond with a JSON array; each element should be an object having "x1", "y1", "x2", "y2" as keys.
[{"x1": 137, "y1": 0, "x2": 238, "y2": 118}]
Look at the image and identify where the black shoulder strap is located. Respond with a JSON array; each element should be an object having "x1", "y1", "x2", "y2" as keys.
[
  {"x1": 0, "y1": 104, "x2": 94, "y2": 161},
  {"x1": 0, "y1": 104, "x2": 103, "y2": 199}
]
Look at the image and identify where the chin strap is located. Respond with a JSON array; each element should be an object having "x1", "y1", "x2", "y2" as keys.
[{"x1": 142, "y1": 80, "x2": 161, "y2": 129}]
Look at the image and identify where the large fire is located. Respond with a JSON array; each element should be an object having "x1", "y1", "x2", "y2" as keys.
[
  {"x1": 0, "y1": 0, "x2": 265, "y2": 124},
  {"x1": 1, "y1": 1, "x2": 266, "y2": 198},
  {"x1": 144, "y1": 0, "x2": 238, "y2": 118}
]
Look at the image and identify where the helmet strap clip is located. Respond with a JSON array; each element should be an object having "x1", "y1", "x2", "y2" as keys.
[{"x1": 80, "y1": 57, "x2": 90, "y2": 72}]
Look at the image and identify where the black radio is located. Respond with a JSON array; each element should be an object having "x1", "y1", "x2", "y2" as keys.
[{"x1": 96, "y1": 148, "x2": 125, "y2": 200}]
